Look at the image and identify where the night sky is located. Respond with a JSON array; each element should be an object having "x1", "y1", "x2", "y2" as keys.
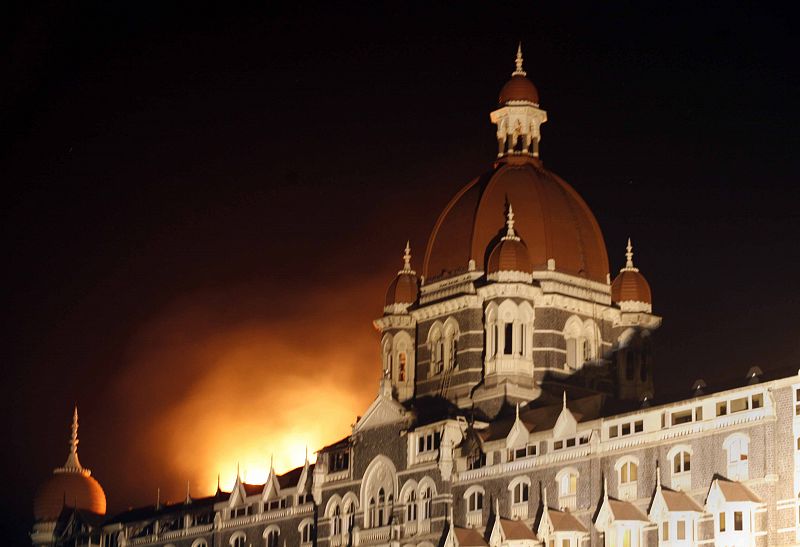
[{"x1": 3, "y1": 2, "x2": 799, "y2": 544}]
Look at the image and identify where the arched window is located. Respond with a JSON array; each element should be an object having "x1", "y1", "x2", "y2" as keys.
[
  {"x1": 485, "y1": 304, "x2": 498, "y2": 359},
  {"x1": 230, "y1": 533, "x2": 246, "y2": 547},
  {"x1": 377, "y1": 488, "x2": 386, "y2": 526},
  {"x1": 555, "y1": 468, "x2": 578, "y2": 510},
  {"x1": 332, "y1": 505, "x2": 341, "y2": 535},
  {"x1": 381, "y1": 334, "x2": 393, "y2": 376},
  {"x1": 511, "y1": 481, "x2": 529, "y2": 504},
  {"x1": 668, "y1": 444, "x2": 692, "y2": 490},
  {"x1": 465, "y1": 488, "x2": 484, "y2": 512},
  {"x1": 443, "y1": 318, "x2": 460, "y2": 371},
  {"x1": 564, "y1": 316, "x2": 583, "y2": 369},
  {"x1": 263, "y1": 527, "x2": 280, "y2": 547},
  {"x1": 406, "y1": 489, "x2": 417, "y2": 521},
  {"x1": 343, "y1": 498, "x2": 356, "y2": 533},
  {"x1": 419, "y1": 485, "x2": 432, "y2": 520},
  {"x1": 673, "y1": 451, "x2": 691, "y2": 474},
  {"x1": 299, "y1": 519, "x2": 314, "y2": 544},
  {"x1": 464, "y1": 486, "x2": 485, "y2": 526},
  {"x1": 615, "y1": 456, "x2": 639, "y2": 501},
  {"x1": 191, "y1": 540, "x2": 208, "y2": 547},
  {"x1": 427, "y1": 323, "x2": 444, "y2": 376},
  {"x1": 723, "y1": 434, "x2": 749, "y2": 480},
  {"x1": 398, "y1": 352, "x2": 407, "y2": 381}
]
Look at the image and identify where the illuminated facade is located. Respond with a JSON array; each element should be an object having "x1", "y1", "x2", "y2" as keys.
[{"x1": 32, "y1": 47, "x2": 800, "y2": 547}]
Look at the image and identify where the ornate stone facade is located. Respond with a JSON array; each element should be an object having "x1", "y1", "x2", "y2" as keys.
[{"x1": 31, "y1": 50, "x2": 800, "y2": 547}]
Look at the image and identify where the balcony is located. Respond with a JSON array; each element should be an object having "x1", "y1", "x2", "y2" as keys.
[
  {"x1": 466, "y1": 510, "x2": 483, "y2": 528},
  {"x1": 510, "y1": 503, "x2": 529, "y2": 520},
  {"x1": 671, "y1": 472, "x2": 691, "y2": 491},
  {"x1": 355, "y1": 525, "x2": 391, "y2": 544},
  {"x1": 558, "y1": 493, "x2": 577, "y2": 511}
]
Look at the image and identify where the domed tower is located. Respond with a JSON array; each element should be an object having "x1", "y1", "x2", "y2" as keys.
[
  {"x1": 611, "y1": 239, "x2": 658, "y2": 401},
  {"x1": 32, "y1": 407, "x2": 106, "y2": 546},
  {"x1": 375, "y1": 47, "x2": 661, "y2": 417},
  {"x1": 374, "y1": 242, "x2": 419, "y2": 402}
]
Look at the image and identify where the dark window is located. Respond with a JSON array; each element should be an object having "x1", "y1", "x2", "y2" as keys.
[
  {"x1": 639, "y1": 361, "x2": 647, "y2": 382},
  {"x1": 504, "y1": 323, "x2": 513, "y2": 355},
  {"x1": 625, "y1": 352, "x2": 635, "y2": 380}
]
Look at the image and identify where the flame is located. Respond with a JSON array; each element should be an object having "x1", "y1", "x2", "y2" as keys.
[{"x1": 107, "y1": 277, "x2": 384, "y2": 505}]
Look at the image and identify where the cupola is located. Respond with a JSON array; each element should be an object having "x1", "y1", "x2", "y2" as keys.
[
  {"x1": 611, "y1": 239, "x2": 652, "y2": 312},
  {"x1": 384, "y1": 242, "x2": 419, "y2": 312},
  {"x1": 490, "y1": 44, "x2": 548, "y2": 159},
  {"x1": 33, "y1": 407, "x2": 106, "y2": 522},
  {"x1": 486, "y1": 204, "x2": 532, "y2": 281}
]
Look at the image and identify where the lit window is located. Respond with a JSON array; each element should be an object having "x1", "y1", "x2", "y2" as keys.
[
  {"x1": 716, "y1": 401, "x2": 727, "y2": 416},
  {"x1": 677, "y1": 520, "x2": 686, "y2": 540},
  {"x1": 719, "y1": 512, "x2": 726, "y2": 532},
  {"x1": 609, "y1": 425, "x2": 618, "y2": 438},
  {"x1": 734, "y1": 511, "x2": 743, "y2": 531},
  {"x1": 620, "y1": 461, "x2": 637, "y2": 483},
  {"x1": 673, "y1": 451, "x2": 691, "y2": 474},
  {"x1": 730, "y1": 397, "x2": 749, "y2": 413},
  {"x1": 752, "y1": 393, "x2": 763, "y2": 408}
]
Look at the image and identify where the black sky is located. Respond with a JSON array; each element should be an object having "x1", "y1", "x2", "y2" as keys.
[{"x1": 2, "y1": 2, "x2": 799, "y2": 544}]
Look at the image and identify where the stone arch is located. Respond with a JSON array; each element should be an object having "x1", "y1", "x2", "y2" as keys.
[{"x1": 360, "y1": 455, "x2": 398, "y2": 527}]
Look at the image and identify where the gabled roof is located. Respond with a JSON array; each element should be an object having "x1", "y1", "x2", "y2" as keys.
[
  {"x1": 546, "y1": 508, "x2": 588, "y2": 532},
  {"x1": 277, "y1": 465, "x2": 305, "y2": 489},
  {"x1": 659, "y1": 487, "x2": 704, "y2": 512},
  {"x1": 453, "y1": 526, "x2": 489, "y2": 546},
  {"x1": 712, "y1": 477, "x2": 762, "y2": 503},
  {"x1": 104, "y1": 492, "x2": 225, "y2": 525},
  {"x1": 606, "y1": 498, "x2": 649, "y2": 521},
  {"x1": 499, "y1": 517, "x2": 538, "y2": 539}
]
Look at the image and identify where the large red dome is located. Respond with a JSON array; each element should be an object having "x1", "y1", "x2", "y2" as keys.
[
  {"x1": 423, "y1": 158, "x2": 609, "y2": 283},
  {"x1": 34, "y1": 470, "x2": 106, "y2": 521}
]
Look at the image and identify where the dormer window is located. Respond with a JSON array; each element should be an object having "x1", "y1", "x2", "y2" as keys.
[
  {"x1": 417, "y1": 431, "x2": 441, "y2": 454},
  {"x1": 329, "y1": 449, "x2": 349, "y2": 473}
]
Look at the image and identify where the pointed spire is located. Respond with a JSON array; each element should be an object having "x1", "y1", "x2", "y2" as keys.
[
  {"x1": 397, "y1": 240, "x2": 416, "y2": 275},
  {"x1": 216, "y1": 473, "x2": 221, "y2": 494},
  {"x1": 156, "y1": 487, "x2": 161, "y2": 510},
  {"x1": 494, "y1": 496, "x2": 500, "y2": 518},
  {"x1": 185, "y1": 480, "x2": 192, "y2": 504},
  {"x1": 515, "y1": 402, "x2": 520, "y2": 421},
  {"x1": 603, "y1": 476, "x2": 609, "y2": 502},
  {"x1": 562, "y1": 390, "x2": 567, "y2": 410},
  {"x1": 542, "y1": 486, "x2": 548, "y2": 509},
  {"x1": 270, "y1": 453, "x2": 274, "y2": 473},
  {"x1": 620, "y1": 237, "x2": 639, "y2": 272},
  {"x1": 58, "y1": 405, "x2": 86, "y2": 473},
  {"x1": 501, "y1": 204, "x2": 520, "y2": 241},
  {"x1": 512, "y1": 42, "x2": 526, "y2": 77}
]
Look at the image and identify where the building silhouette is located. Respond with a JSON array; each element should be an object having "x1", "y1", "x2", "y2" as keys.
[{"x1": 32, "y1": 47, "x2": 800, "y2": 547}]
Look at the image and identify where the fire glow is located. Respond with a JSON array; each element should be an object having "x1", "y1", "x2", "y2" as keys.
[{"x1": 107, "y1": 278, "x2": 385, "y2": 505}]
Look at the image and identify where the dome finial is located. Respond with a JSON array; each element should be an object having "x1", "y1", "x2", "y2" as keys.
[
  {"x1": 403, "y1": 241, "x2": 412, "y2": 272},
  {"x1": 513, "y1": 42, "x2": 526, "y2": 76},
  {"x1": 62, "y1": 405, "x2": 83, "y2": 471},
  {"x1": 502, "y1": 204, "x2": 520, "y2": 241},
  {"x1": 621, "y1": 237, "x2": 639, "y2": 272}
]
